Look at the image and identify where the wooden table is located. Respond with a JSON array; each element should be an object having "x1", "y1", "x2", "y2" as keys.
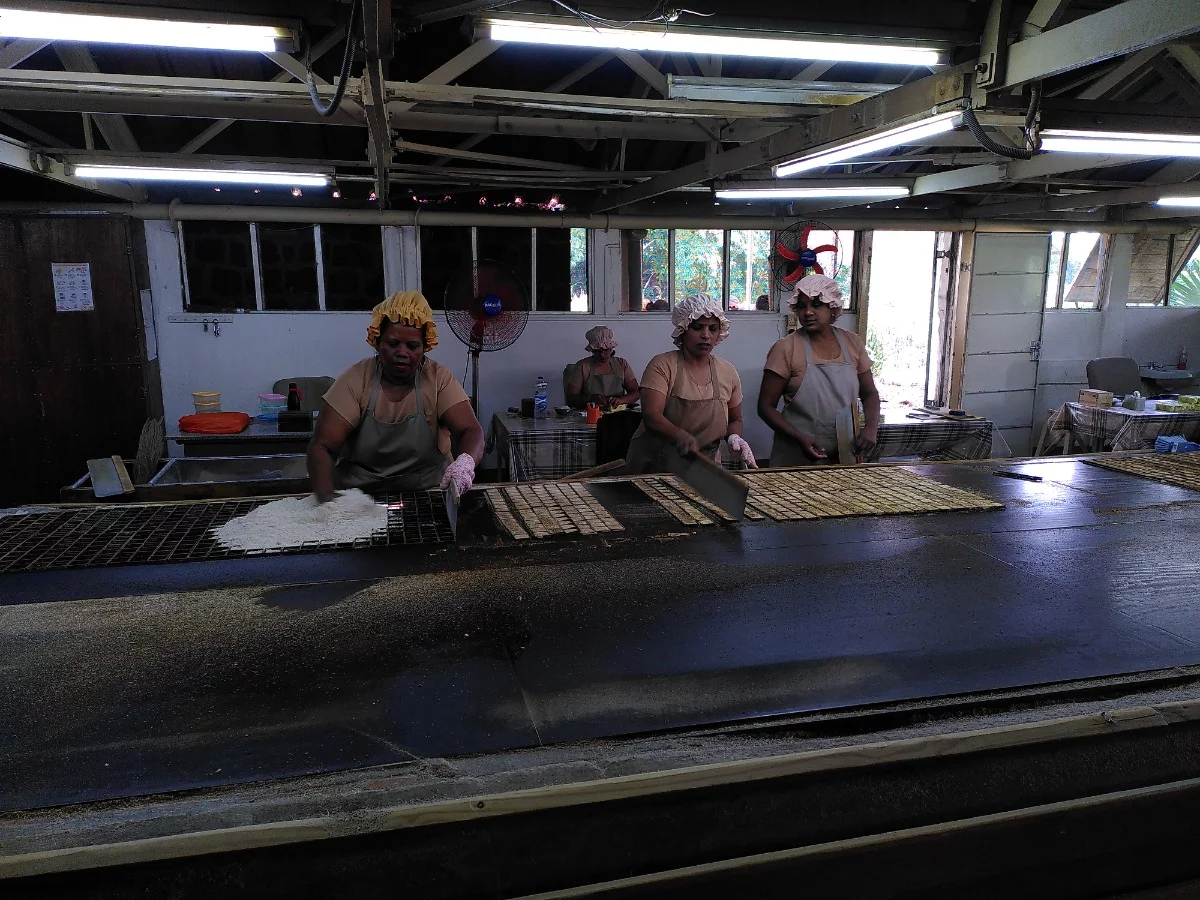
[{"x1": 167, "y1": 416, "x2": 315, "y2": 457}]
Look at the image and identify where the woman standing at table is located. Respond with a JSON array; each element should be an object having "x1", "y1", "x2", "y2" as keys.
[
  {"x1": 307, "y1": 291, "x2": 483, "y2": 501},
  {"x1": 625, "y1": 293, "x2": 757, "y2": 474},
  {"x1": 565, "y1": 326, "x2": 641, "y2": 410},
  {"x1": 757, "y1": 274, "x2": 881, "y2": 465}
]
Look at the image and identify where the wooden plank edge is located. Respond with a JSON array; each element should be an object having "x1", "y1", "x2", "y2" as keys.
[{"x1": 4, "y1": 699, "x2": 1198, "y2": 881}]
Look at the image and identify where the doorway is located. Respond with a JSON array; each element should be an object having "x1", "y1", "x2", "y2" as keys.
[{"x1": 865, "y1": 231, "x2": 943, "y2": 410}]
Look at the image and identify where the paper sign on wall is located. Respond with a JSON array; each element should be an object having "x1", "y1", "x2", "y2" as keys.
[{"x1": 52, "y1": 262, "x2": 94, "y2": 312}]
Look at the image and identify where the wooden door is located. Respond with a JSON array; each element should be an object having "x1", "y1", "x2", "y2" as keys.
[{"x1": 0, "y1": 216, "x2": 151, "y2": 506}]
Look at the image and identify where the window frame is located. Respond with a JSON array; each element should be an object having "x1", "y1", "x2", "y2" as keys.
[
  {"x1": 635, "y1": 227, "x2": 856, "y2": 314},
  {"x1": 182, "y1": 221, "x2": 388, "y2": 314},
  {"x1": 1165, "y1": 231, "x2": 1200, "y2": 307},
  {"x1": 418, "y1": 225, "x2": 593, "y2": 314},
  {"x1": 1044, "y1": 230, "x2": 1106, "y2": 311}
]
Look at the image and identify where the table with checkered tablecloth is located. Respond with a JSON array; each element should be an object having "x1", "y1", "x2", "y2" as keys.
[
  {"x1": 1040, "y1": 402, "x2": 1200, "y2": 454},
  {"x1": 491, "y1": 413, "x2": 995, "y2": 481}
]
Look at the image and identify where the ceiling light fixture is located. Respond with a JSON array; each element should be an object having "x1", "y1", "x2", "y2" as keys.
[
  {"x1": 479, "y1": 16, "x2": 941, "y2": 66},
  {"x1": 0, "y1": 7, "x2": 292, "y2": 52},
  {"x1": 1156, "y1": 196, "x2": 1200, "y2": 207},
  {"x1": 1040, "y1": 129, "x2": 1200, "y2": 157},
  {"x1": 74, "y1": 165, "x2": 329, "y2": 187},
  {"x1": 774, "y1": 111, "x2": 962, "y2": 177},
  {"x1": 716, "y1": 185, "x2": 911, "y2": 200}
]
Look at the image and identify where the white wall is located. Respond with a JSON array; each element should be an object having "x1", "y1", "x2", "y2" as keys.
[{"x1": 145, "y1": 221, "x2": 789, "y2": 461}]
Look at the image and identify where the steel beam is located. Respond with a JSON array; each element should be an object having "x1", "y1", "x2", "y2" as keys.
[
  {"x1": 969, "y1": 182, "x2": 1200, "y2": 216},
  {"x1": 1075, "y1": 47, "x2": 1163, "y2": 101},
  {"x1": 667, "y1": 75, "x2": 889, "y2": 105},
  {"x1": 393, "y1": 138, "x2": 588, "y2": 172},
  {"x1": 390, "y1": 109, "x2": 755, "y2": 142},
  {"x1": 180, "y1": 25, "x2": 350, "y2": 154},
  {"x1": 390, "y1": 39, "x2": 502, "y2": 116},
  {"x1": 591, "y1": 68, "x2": 970, "y2": 211},
  {"x1": 1001, "y1": 0, "x2": 1200, "y2": 89},
  {"x1": 0, "y1": 111, "x2": 69, "y2": 148},
  {"x1": 1020, "y1": 0, "x2": 1074, "y2": 39},
  {"x1": 53, "y1": 45, "x2": 139, "y2": 152},
  {"x1": 1168, "y1": 44, "x2": 1200, "y2": 86},
  {"x1": 0, "y1": 69, "x2": 363, "y2": 126},
  {"x1": 614, "y1": 51, "x2": 668, "y2": 97},
  {"x1": 0, "y1": 132, "x2": 143, "y2": 201},
  {"x1": 383, "y1": 81, "x2": 815, "y2": 119},
  {"x1": 1152, "y1": 57, "x2": 1200, "y2": 107},
  {"x1": 0, "y1": 38, "x2": 49, "y2": 69}
]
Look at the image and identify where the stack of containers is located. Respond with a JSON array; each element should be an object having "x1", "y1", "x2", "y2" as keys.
[
  {"x1": 258, "y1": 392, "x2": 287, "y2": 419},
  {"x1": 192, "y1": 390, "x2": 221, "y2": 413}
]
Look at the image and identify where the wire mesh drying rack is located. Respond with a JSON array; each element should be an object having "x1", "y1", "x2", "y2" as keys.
[{"x1": 0, "y1": 491, "x2": 454, "y2": 574}]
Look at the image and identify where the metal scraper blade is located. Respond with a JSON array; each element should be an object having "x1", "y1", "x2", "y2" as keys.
[
  {"x1": 678, "y1": 452, "x2": 748, "y2": 521},
  {"x1": 443, "y1": 481, "x2": 460, "y2": 539}
]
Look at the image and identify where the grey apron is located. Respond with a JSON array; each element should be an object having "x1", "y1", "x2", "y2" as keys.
[
  {"x1": 334, "y1": 361, "x2": 449, "y2": 491},
  {"x1": 626, "y1": 353, "x2": 726, "y2": 475},
  {"x1": 580, "y1": 357, "x2": 628, "y2": 398},
  {"x1": 769, "y1": 329, "x2": 860, "y2": 466}
]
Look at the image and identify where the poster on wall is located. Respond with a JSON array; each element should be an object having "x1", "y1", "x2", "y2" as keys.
[{"x1": 52, "y1": 262, "x2": 95, "y2": 312}]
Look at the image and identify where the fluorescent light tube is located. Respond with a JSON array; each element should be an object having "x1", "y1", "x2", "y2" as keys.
[
  {"x1": 716, "y1": 186, "x2": 911, "y2": 200},
  {"x1": 74, "y1": 166, "x2": 329, "y2": 187},
  {"x1": 1040, "y1": 129, "x2": 1200, "y2": 157},
  {"x1": 481, "y1": 17, "x2": 940, "y2": 66},
  {"x1": 0, "y1": 7, "x2": 290, "y2": 52},
  {"x1": 775, "y1": 111, "x2": 961, "y2": 177},
  {"x1": 1157, "y1": 196, "x2": 1200, "y2": 207}
]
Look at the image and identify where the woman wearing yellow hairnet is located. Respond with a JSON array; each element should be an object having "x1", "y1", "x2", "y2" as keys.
[{"x1": 308, "y1": 291, "x2": 484, "y2": 502}]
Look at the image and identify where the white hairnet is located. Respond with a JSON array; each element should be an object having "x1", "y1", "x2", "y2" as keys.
[
  {"x1": 793, "y1": 274, "x2": 844, "y2": 314},
  {"x1": 671, "y1": 292, "x2": 730, "y2": 347}
]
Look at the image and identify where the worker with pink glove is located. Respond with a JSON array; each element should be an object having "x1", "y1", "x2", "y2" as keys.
[
  {"x1": 308, "y1": 291, "x2": 483, "y2": 501},
  {"x1": 626, "y1": 293, "x2": 759, "y2": 474}
]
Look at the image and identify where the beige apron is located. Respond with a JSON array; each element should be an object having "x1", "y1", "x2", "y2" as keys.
[
  {"x1": 626, "y1": 353, "x2": 727, "y2": 475},
  {"x1": 580, "y1": 357, "x2": 628, "y2": 398},
  {"x1": 769, "y1": 330, "x2": 860, "y2": 466},
  {"x1": 334, "y1": 361, "x2": 449, "y2": 491}
]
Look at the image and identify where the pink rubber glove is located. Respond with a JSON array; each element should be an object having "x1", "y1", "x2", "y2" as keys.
[
  {"x1": 440, "y1": 453, "x2": 476, "y2": 493},
  {"x1": 727, "y1": 434, "x2": 758, "y2": 468}
]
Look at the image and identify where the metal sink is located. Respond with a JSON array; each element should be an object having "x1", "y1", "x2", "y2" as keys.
[{"x1": 148, "y1": 454, "x2": 308, "y2": 485}]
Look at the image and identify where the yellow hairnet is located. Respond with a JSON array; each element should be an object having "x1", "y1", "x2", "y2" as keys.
[{"x1": 365, "y1": 290, "x2": 439, "y2": 350}]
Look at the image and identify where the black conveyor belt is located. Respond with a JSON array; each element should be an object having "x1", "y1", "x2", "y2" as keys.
[{"x1": 3, "y1": 458, "x2": 1200, "y2": 813}]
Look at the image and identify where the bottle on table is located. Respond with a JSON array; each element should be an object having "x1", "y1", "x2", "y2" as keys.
[
  {"x1": 1179, "y1": 349, "x2": 1189, "y2": 371},
  {"x1": 534, "y1": 375, "x2": 548, "y2": 419},
  {"x1": 286, "y1": 382, "x2": 302, "y2": 412}
]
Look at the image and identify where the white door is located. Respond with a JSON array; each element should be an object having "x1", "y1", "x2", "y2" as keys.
[{"x1": 960, "y1": 233, "x2": 1050, "y2": 456}]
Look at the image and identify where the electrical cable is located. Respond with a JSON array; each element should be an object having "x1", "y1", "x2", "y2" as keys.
[
  {"x1": 963, "y1": 80, "x2": 1042, "y2": 160},
  {"x1": 307, "y1": 0, "x2": 360, "y2": 118}
]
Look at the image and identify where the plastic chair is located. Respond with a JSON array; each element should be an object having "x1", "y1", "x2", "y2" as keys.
[
  {"x1": 273, "y1": 376, "x2": 335, "y2": 414},
  {"x1": 1085, "y1": 358, "x2": 1142, "y2": 395}
]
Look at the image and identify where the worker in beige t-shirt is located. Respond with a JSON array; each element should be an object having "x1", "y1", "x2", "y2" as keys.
[
  {"x1": 625, "y1": 293, "x2": 758, "y2": 473},
  {"x1": 307, "y1": 291, "x2": 484, "y2": 500},
  {"x1": 758, "y1": 275, "x2": 881, "y2": 465}
]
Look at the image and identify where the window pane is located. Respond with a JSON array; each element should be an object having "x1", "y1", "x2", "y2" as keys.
[
  {"x1": 1061, "y1": 232, "x2": 1102, "y2": 309},
  {"x1": 728, "y1": 230, "x2": 773, "y2": 311},
  {"x1": 183, "y1": 221, "x2": 255, "y2": 313},
  {"x1": 1044, "y1": 231, "x2": 1065, "y2": 308},
  {"x1": 672, "y1": 229, "x2": 724, "y2": 307},
  {"x1": 1168, "y1": 238, "x2": 1200, "y2": 307},
  {"x1": 639, "y1": 228, "x2": 669, "y2": 311},
  {"x1": 570, "y1": 228, "x2": 589, "y2": 312},
  {"x1": 477, "y1": 227, "x2": 533, "y2": 300},
  {"x1": 257, "y1": 223, "x2": 318, "y2": 311},
  {"x1": 419, "y1": 226, "x2": 471, "y2": 310},
  {"x1": 321, "y1": 224, "x2": 384, "y2": 311},
  {"x1": 534, "y1": 228, "x2": 573, "y2": 311}
]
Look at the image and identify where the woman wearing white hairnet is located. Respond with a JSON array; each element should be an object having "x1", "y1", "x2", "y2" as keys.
[
  {"x1": 625, "y1": 293, "x2": 757, "y2": 474},
  {"x1": 758, "y1": 274, "x2": 881, "y2": 465},
  {"x1": 565, "y1": 326, "x2": 641, "y2": 410}
]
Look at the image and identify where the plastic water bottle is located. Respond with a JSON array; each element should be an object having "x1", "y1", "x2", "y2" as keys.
[{"x1": 534, "y1": 375, "x2": 548, "y2": 419}]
